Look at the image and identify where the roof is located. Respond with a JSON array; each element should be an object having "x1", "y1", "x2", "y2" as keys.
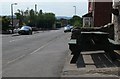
[{"x1": 82, "y1": 12, "x2": 92, "y2": 17}]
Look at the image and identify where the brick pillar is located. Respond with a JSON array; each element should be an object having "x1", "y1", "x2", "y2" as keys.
[{"x1": 114, "y1": 2, "x2": 120, "y2": 43}]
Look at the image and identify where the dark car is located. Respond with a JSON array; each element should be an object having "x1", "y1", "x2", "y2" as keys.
[
  {"x1": 31, "y1": 27, "x2": 39, "y2": 31},
  {"x1": 18, "y1": 26, "x2": 32, "y2": 35}
]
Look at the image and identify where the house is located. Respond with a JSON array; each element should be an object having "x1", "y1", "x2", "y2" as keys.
[
  {"x1": 84, "y1": 0, "x2": 120, "y2": 43},
  {"x1": 93, "y1": 2, "x2": 112, "y2": 27},
  {"x1": 83, "y1": 0, "x2": 112, "y2": 27},
  {"x1": 82, "y1": 12, "x2": 93, "y2": 27}
]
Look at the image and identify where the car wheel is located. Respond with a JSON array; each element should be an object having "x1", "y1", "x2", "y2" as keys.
[
  {"x1": 30, "y1": 32, "x2": 32, "y2": 35},
  {"x1": 18, "y1": 32, "x2": 21, "y2": 35},
  {"x1": 29, "y1": 31, "x2": 32, "y2": 35}
]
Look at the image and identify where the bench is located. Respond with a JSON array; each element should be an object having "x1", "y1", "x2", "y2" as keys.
[
  {"x1": 69, "y1": 31, "x2": 117, "y2": 64},
  {"x1": 108, "y1": 38, "x2": 120, "y2": 50}
]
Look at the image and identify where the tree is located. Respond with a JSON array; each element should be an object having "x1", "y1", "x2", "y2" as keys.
[
  {"x1": 36, "y1": 10, "x2": 44, "y2": 28},
  {"x1": 2, "y1": 16, "x2": 10, "y2": 31},
  {"x1": 15, "y1": 9, "x2": 56, "y2": 29},
  {"x1": 43, "y1": 13, "x2": 56, "y2": 29},
  {"x1": 15, "y1": 9, "x2": 24, "y2": 27},
  {"x1": 29, "y1": 9, "x2": 35, "y2": 26},
  {"x1": 39, "y1": 10, "x2": 43, "y2": 15},
  {"x1": 36, "y1": 10, "x2": 56, "y2": 29},
  {"x1": 70, "y1": 15, "x2": 83, "y2": 28}
]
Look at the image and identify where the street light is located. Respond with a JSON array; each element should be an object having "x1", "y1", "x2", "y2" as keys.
[
  {"x1": 11, "y1": 3, "x2": 17, "y2": 34},
  {"x1": 35, "y1": 4, "x2": 37, "y2": 14},
  {"x1": 73, "y1": 6, "x2": 76, "y2": 15}
]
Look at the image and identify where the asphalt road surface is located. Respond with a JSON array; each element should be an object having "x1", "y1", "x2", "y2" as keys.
[
  {"x1": 2, "y1": 29, "x2": 119, "y2": 79},
  {"x1": 2, "y1": 28, "x2": 71, "y2": 77}
]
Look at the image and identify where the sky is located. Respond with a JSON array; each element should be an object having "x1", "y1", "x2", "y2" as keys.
[{"x1": 0, "y1": 0, "x2": 88, "y2": 17}]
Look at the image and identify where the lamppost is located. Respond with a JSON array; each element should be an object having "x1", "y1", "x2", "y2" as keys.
[
  {"x1": 35, "y1": 4, "x2": 37, "y2": 27},
  {"x1": 35, "y1": 4, "x2": 37, "y2": 14},
  {"x1": 73, "y1": 6, "x2": 76, "y2": 15},
  {"x1": 11, "y1": 3, "x2": 17, "y2": 34}
]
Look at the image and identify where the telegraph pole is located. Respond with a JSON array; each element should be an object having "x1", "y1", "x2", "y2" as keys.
[
  {"x1": 11, "y1": 3, "x2": 17, "y2": 34},
  {"x1": 73, "y1": 6, "x2": 76, "y2": 15}
]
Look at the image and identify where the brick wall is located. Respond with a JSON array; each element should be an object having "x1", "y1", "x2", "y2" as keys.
[{"x1": 94, "y1": 2, "x2": 112, "y2": 27}]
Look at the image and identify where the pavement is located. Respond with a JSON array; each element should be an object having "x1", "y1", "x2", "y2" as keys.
[{"x1": 61, "y1": 50, "x2": 120, "y2": 79}]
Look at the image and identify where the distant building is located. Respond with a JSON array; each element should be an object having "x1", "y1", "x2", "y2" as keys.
[{"x1": 82, "y1": 12, "x2": 93, "y2": 27}]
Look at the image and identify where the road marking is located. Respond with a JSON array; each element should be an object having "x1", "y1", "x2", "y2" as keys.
[
  {"x1": 7, "y1": 55, "x2": 25, "y2": 64},
  {"x1": 9, "y1": 38, "x2": 28, "y2": 42},
  {"x1": 7, "y1": 37, "x2": 56, "y2": 64},
  {"x1": 9, "y1": 35, "x2": 36, "y2": 43},
  {"x1": 9, "y1": 39, "x2": 21, "y2": 42},
  {"x1": 30, "y1": 34, "x2": 64, "y2": 55},
  {"x1": 9, "y1": 40, "x2": 15, "y2": 42},
  {"x1": 6, "y1": 33, "x2": 63, "y2": 65},
  {"x1": 30, "y1": 38, "x2": 54, "y2": 55},
  {"x1": 6, "y1": 40, "x2": 51, "y2": 65}
]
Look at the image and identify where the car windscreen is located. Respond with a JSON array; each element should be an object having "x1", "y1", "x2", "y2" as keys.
[{"x1": 20, "y1": 26, "x2": 30, "y2": 30}]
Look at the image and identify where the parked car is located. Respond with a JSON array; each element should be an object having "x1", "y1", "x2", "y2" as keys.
[
  {"x1": 13, "y1": 28, "x2": 20, "y2": 33},
  {"x1": 18, "y1": 26, "x2": 32, "y2": 35},
  {"x1": 2, "y1": 30, "x2": 12, "y2": 34},
  {"x1": 64, "y1": 25, "x2": 73, "y2": 32},
  {"x1": 31, "y1": 27, "x2": 39, "y2": 31}
]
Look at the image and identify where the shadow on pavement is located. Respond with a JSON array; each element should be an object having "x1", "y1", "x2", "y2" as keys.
[
  {"x1": 91, "y1": 53, "x2": 120, "y2": 68},
  {"x1": 76, "y1": 54, "x2": 85, "y2": 68},
  {"x1": 76, "y1": 51, "x2": 120, "y2": 68}
]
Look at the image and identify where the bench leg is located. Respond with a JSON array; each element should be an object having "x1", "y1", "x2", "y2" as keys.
[
  {"x1": 70, "y1": 51, "x2": 81, "y2": 64},
  {"x1": 103, "y1": 38, "x2": 117, "y2": 61}
]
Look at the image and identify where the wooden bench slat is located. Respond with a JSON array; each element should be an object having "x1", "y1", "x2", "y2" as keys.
[{"x1": 68, "y1": 39, "x2": 77, "y2": 44}]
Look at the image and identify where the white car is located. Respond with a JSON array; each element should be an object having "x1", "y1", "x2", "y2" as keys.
[
  {"x1": 64, "y1": 25, "x2": 73, "y2": 32},
  {"x1": 13, "y1": 28, "x2": 20, "y2": 33}
]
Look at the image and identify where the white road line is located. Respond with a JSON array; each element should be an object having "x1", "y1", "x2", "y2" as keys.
[
  {"x1": 7, "y1": 39, "x2": 53, "y2": 65},
  {"x1": 30, "y1": 39, "x2": 53, "y2": 54},
  {"x1": 9, "y1": 38, "x2": 25, "y2": 42},
  {"x1": 9, "y1": 35, "x2": 34, "y2": 43},
  {"x1": 30, "y1": 35, "x2": 61, "y2": 55},
  {"x1": 7, "y1": 38, "x2": 53, "y2": 64},
  {"x1": 6, "y1": 43, "x2": 48, "y2": 65},
  {"x1": 30, "y1": 34, "x2": 61, "y2": 54},
  {"x1": 7, "y1": 55, "x2": 25, "y2": 64},
  {"x1": 9, "y1": 40, "x2": 15, "y2": 42},
  {"x1": 6, "y1": 34, "x2": 61, "y2": 65}
]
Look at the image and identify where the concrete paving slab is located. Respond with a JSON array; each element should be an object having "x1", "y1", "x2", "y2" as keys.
[
  {"x1": 61, "y1": 51, "x2": 120, "y2": 78},
  {"x1": 83, "y1": 55, "x2": 95, "y2": 65}
]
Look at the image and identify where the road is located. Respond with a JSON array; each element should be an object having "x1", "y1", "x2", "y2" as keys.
[
  {"x1": 2, "y1": 28, "x2": 119, "y2": 78},
  {"x1": 2, "y1": 28, "x2": 71, "y2": 77}
]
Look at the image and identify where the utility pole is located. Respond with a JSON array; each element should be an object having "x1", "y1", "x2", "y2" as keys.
[
  {"x1": 35, "y1": 4, "x2": 37, "y2": 14},
  {"x1": 73, "y1": 6, "x2": 76, "y2": 15},
  {"x1": 35, "y1": 4, "x2": 37, "y2": 27},
  {"x1": 11, "y1": 3, "x2": 17, "y2": 34}
]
